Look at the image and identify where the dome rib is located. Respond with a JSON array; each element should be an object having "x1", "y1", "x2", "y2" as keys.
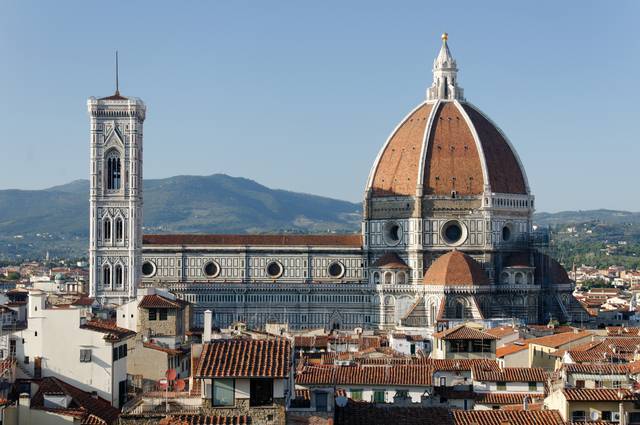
[{"x1": 423, "y1": 250, "x2": 489, "y2": 286}]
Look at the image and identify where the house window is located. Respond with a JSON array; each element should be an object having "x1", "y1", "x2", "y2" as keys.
[
  {"x1": 24, "y1": 356, "x2": 29, "y2": 364},
  {"x1": 575, "y1": 380, "x2": 585, "y2": 388},
  {"x1": 572, "y1": 411, "x2": 586, "y2": 422},
  {"x1": 149, "y1": 309, "x2": 157, "y2": 321},
  {"x1": 315, "y1": 392, "x2": 328, "y2": 412},
  {"x1": 80, "y1": 349, "x2": 92, "y2": 363},
  {"x1": 528, "y1": 382, "x2": 537, "y2": 391},
  {"x1": 395, "y1": 390, "x2": 409, "y2": 399},
  {"x1": 497, "y1": 382, "x2": 506, "y2": 391},
  {"x1": 373, "y1": 391, "x2": 385, "y2": 403},
  {"x1": 212, "y1": 379, "x2": 235, "y2": 406},
  {"x1": 439, "y1": 377, "x2": 446, "y2": 387},
  {"x1": 602, "y1": 411, "x2": 612, "y2": 421},
  {"x1": 350, "y1": 389, "x2": 363, "y2": 401},
  {"x1": 159, "y1": 309, "x2": 168, "y2": 321},
  {"x1": 250, "y1": 378, "x2": 274, "y2": 407}
]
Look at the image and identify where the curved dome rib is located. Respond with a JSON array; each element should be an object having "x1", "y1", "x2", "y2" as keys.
[
  {"x1": 368, "y1": 102, "x2": 433, "y2": 196},
  {"x1": 460, "y1": 103, "x2": 529, "y2": 195}
]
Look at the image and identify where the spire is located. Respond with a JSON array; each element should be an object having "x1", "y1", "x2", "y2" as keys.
[
  {"x1": 427, "y1": 33, "x2": 464, "y2": 101},
  {"x1": 115, "y1": 51, "x2": 120, "y2": 96}
]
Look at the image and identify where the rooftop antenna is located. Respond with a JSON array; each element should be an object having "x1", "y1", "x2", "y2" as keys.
[{"x1": 115, "y1": 51, "x2": 120, "y2": 96}]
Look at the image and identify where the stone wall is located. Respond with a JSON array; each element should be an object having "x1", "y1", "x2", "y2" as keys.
[
  {"x1": 202, "y1": 397, "x2": 286, "y2": 425},
  {"x1": 138, "y1": 306, "x2": 179, "y2": 337}
]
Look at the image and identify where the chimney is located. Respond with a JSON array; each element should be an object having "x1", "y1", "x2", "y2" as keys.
[{"x1": 203, "y1": 310, "x2": 212, "y2": 343}]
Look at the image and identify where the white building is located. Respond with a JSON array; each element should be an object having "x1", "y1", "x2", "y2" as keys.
[{"x1": 10, "y1": 290, "x2": 134, "y2": 407}]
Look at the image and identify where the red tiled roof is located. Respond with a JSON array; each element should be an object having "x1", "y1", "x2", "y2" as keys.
[
  {"x1": 30, "y1": 377, "x2": 120, "y2": 425},
  {"x1": 434, "y1": 325, "x2": 497, "y2": 340},
  {"x1": 563, "y1": 363, "x2": 631, "y2": 374},
  {"x1": 472, "y1": 365, "x2": 547, "y2": 382},
  {"x1": 372, "y1": 253, "x2": 409, "y2": 269},
  {"x1": 81, "y1": 320, "x2": 135, "y2": 342},
  {"x1": 143, "y1": 342, "x2": 188, "y2": 356},
  {"x1": 424, "y1": 251, "x2": 489, "y2": 286},
  {"x1": 72, "y1": 297, "x2": 95, "y2": 307},
  {"x1": 196, "y1": 338, "x2": 290, "y2": 378},
  {"x1": 475, "y1": 392, "x2": 545, "y2": 405},
  {"x1": 159, "y1": 415, "x2": 251, "y2": 425},
  {"x1": 427, "y1": 359, "x2": 500, "y2": 372},
  {"x1": 294, "y1": 336, "x2": 328, "y2": 349},
  {"x1": 452, "y1": 410, "x2": 564, "y2": 425},
  {"x1": 296, "y1": 364, "x2": 433, "y2": 386},
  {"x1": 562, "y1": 388, "x2": 638, "y2": 401},
  {"x1": 139, "y1": 294, "x2": 183, "y2": 309},
  {"x1": 143, "y1": 234, "x2": 362, "y2": 247},
  {"x1": 496, "y1": 342, "x2": 528, "y2": 358},
  {"x1": 485, "y1": 326, "x2": 518, "y2": 338},
  {"x1": 527, "y1": 331, "x2": 592, "y2": 349}
]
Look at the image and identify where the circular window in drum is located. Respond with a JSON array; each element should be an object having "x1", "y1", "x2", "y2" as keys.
[
  {"x1": 502, "y1": 225, "x2": 512, "y2": 242},
  {"x1": 266, "y1": 261, "x2": 284, "y2": 278},
  {"x1": 383, "y1": 221, "x2": 402, "y2": 245},
  {"x1": 141, "y1": 261, "x2": 156, "y2": 277},
  {"x1": 203, "y1": 261, "x2": 220, "y2": 278},
  {"x1": 441, "y1": 220, "x2": 466, "y2": 245},
  {"x1": 328, "y1": 261, "x2": 345, "y2": 279}
]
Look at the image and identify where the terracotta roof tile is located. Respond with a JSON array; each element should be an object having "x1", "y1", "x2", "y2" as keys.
[
  {"x1": 30, "y1": 377, "x2": 119, "y2": 425},
  {"x1": 371, "y1": 103, "x2": 433, "y2": 197},
  {"x1": 143, "y1": 234, "x2": 362, "y2": 247},
  {"x1": 472, "y1": 365, "x2": 547, "y2": 382},
  {"x1": 138, "y1": 294, "x2": 183, "y2": 309},
  {"x1": 496, "y1": 342, "x2": 529, "y2": 358},
  {"x1": 195, "y1": 338, "x2": 290, "y2": 378},
  {"x1": 526, "y1": 331, "x2": 592, "y2": 349},
  {"x1": 81, "y1": 319, "x2": 135, "y2": 342},
  {"x1": 424, "y1": 251, "x2": 489, "y2": 286},
  {"x1": 452, "y1": 410, "x2": 564, "y2": 425},
  {"x1": 562, "y1": 388, "x2": 639, "y2": 401},
  {"x1": 371, "y1": 252, "x2": 409, "y2": 269},
  {"x1": 434, "y1": 325, "x2": 497, "y2": 340},
  {"x1": 296, "y1": 364, "x2": 433, "y2": 386},
  {"x1": 563, "y1": 363, "x2": 631, "y2": 374},
  {"x1": 475, "y1": 392, "x2": 545, "y2": 405},
  {"x1": 485, "y1": 326, "x2": 518, "y2": 338}
]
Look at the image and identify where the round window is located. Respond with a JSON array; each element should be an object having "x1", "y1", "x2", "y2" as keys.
[
  {"x1": 328, "y1": 262, "x2": 345, "y2": 278},
  {"x1": 383, "y1": 221, "x2": 402, "y2": 246},
  {"x1": 502, "y1": 225, "x2": 512, "y2": 242},
  {"x1": 266, "y1": 261, "x2": 283, "y2": 278},
  {"x1": 442, "y1": 220, "x2": 465, "y2": 245},
  {"x1": 141, "y1": 261, "x2": 156, "y2": 277},
  {"x1": 203, "y1": 261, "x2": 220, "y2": 278}
]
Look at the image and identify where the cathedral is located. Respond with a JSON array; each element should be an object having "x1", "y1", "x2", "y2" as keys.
[{"x1": 87, "y1": 35, "x2": 587, "y2": 330}]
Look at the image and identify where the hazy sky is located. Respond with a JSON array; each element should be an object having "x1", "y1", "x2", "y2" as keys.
[{"x1": 0, "y1": 1, "x2": 638, "y2": 212}]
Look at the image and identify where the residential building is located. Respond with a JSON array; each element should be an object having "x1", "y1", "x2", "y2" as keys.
[{"x1": 431, "y1": 325, "x2": 497, "y2": 360}]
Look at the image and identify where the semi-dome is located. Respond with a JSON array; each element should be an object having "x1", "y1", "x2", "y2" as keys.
[
  {"x1": 423, "y1": 250, "x2": 489, "y2": 286},
  {"x1": 366, "y1": 35, "x2": 529, "y2": 198}
]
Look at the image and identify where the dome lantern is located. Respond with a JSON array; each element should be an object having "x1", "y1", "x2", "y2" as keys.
[{"x1": 427, "y1": 33, "x2": 464, "y2": 101}]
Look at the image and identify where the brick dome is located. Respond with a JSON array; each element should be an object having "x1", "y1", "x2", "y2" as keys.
[
  {"x1": 423, "y1": 250, "x2": 489, "y2": 286},
  {"x1": 367, "y1": 100, "x2": 528, "y2": 198}
]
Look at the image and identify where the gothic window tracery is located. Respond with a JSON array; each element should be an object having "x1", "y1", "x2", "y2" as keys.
[
  {"x1": 103, "y1": 218, "x2": 112, "y2": 242},
  {"x1": 106, "y1": 150, "x2": 121, "y2": 190},
  {"x1": 115, "y1": 217, "x2": 123, "y2": 241},
  {"x1": 114, "y1": 264, "x2": 123, "y2": 287},
  {"x1": 102, "y1": 264, "x2": 111, "y2": 287}
]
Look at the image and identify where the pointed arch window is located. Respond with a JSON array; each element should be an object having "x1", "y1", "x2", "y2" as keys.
[
  {"x1": 114, "y1": 264, "x2": 123, "y2": 287},
  {"x1": 115, "y1": 218, "x2": 123, "y2": 242},
  {"x1": 102, "y1": 265, "x2": 111, "y2": 287},
  {"x1": 106, "y1": 151, "x2": 121, "y2": 190},
  {"x1": 103, "y1": 218, "x2": 112, "y2": 242}
]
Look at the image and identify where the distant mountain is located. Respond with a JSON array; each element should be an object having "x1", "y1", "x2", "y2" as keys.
[
  {"x1": 533, "y1": 209, "x2": 640, "y2": 227},
  {"x1": 0, "y1": 176, "x2": 638, "y2": 261},
  {"x1": 0, "y1": 174, "x2": 361, "y2": 238}
]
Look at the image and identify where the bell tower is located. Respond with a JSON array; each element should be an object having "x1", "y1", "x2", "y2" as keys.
[{"x1": 87, "y1": 62, "x2": 146, "y2": 305}]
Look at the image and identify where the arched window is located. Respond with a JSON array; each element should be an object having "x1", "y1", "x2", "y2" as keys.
[
  {"x1": 115, "y1": 218, "x2": 123, "y2": 241},
  {"x1": 454, "y1": 299, "x2": 465, "y2": 319},
  {"x1": 515, "y1": 272, "x2": 523, "y2": 284},
  {"x1": 500, "y1": 272, "x2": 510, "y2": 284},
  {"x1": 396, "y1": 272, "x2": 406, "y2": 285},
  {"x1": 384, "y1": 272, "x2": 393, "y2": 285},
  {"x1": 102, "y1": 265, "x2": 111, "y2": 287},
  {"x1": 373, "y1": 272, "x2": 381, "y2": 285},
  {"x1": 103, "y1": 218, "x2": 112, "y2": 241},
  {"x1": 114, "y1": 264, "x2": 123, "y2": 287},
  {"x1": 106, "y1": 151, "x2": 121, "y2": 190}
]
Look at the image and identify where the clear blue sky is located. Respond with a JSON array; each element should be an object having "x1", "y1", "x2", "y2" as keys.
[{"x1": 0, "y1": 1, "x2": 638, "y2": 212}]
